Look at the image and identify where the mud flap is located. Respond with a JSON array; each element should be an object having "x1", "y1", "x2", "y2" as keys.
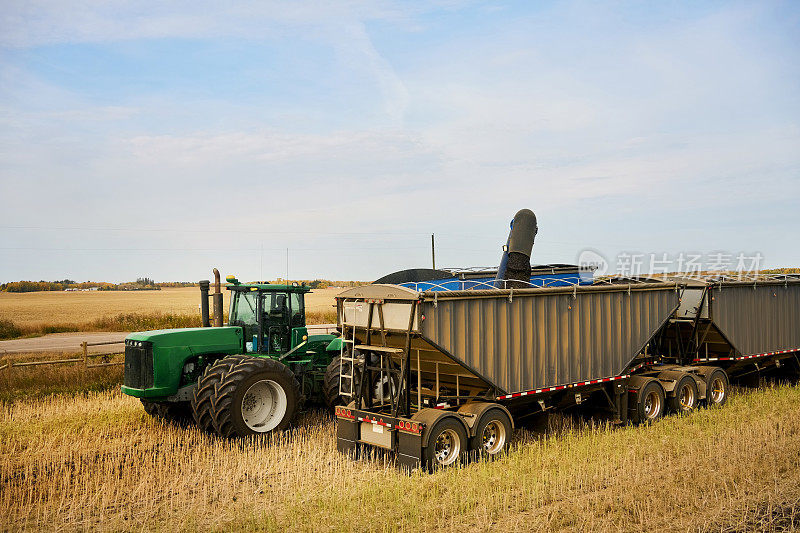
[
  {"x1": 397, "y1": 431, "x2": 423, "y2": 470},
  {"x1": 337, "y1": 418, "x2": 359, "y2": 454}
]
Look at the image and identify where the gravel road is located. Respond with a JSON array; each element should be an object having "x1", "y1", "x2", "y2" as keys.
[{"x1": 0, "y1": 325, "x2": 338, "y2": 354}]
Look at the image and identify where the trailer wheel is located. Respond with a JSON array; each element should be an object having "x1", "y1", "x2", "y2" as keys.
[
  {"x1": 667, "y1": 375, "x2": 699, "y2": 413},
  {"x1": 191, "y1": 356, "x2": 244, "y2": 433},
  {"x1": 633, "y1": 380, "x2": 665, "y2": 423},
  {"x1": 211, "y1": 356, "x2": 300, "y2": 437},
  {"x1": 424, "y1": 417, "x2": 468, "y2": 469},
  {"x1": 472, "y1": 409, "x2": 512, "y2": 457},
  {"x1": 704, "y1": 368, "x2": 729, "y2": 407}
]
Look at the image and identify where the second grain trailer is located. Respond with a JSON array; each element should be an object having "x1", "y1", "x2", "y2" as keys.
[{"x1": 334, "y1": 273, "x2": 800, "y2": 469}]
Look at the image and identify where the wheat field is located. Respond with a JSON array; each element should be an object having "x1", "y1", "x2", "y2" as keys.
[
  {"x1": 2, "y1": 384, "x2": 799, "y2": 532},
  {"x1": 0, "y1": 287, "x2": 342, "y2": 328}
]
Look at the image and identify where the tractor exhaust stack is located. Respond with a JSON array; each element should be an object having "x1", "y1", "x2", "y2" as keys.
[
  {"x1": 212, "y1": 268, "x2": 223, "y2": 327},
  {"x1": 199, "y1": 279, "x2": 211, "y2": 327},
  {"x1": 199, "y1": 269, "x2": 224, "y2": 327}
]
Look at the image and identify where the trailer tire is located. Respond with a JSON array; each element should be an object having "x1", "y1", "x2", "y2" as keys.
[
  {"x1": 632, "y1": 380, "x2": 665, "y2": 424},
  {"x1": 423, "y1": 417, "x2": 469, "y2": 470},
  {"x1": 703, "y1": 368, "x2": 729, "y2": 407},
  {"x1": 191, "y1": 355, "x2": 246, "y2": 433},
  {"x1": 472, "y1": 409, "x2": 512, "y2": 458},
  {"x1": 211, "y1": 356, "x2": 300, "y2": 437},
  {"x1": 667, "y1": 375, "x2": 699, "y2": 413}
]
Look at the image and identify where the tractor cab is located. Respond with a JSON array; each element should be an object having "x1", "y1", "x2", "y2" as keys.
[{"x1": 226, "y1": 276, "x2": 310, "y2": 356}]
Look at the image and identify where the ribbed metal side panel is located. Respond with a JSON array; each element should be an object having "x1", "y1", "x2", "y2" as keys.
[
  {"x1": 711, "y1": 284, "x2": 800, "y2": 355},
  {"x1": 420, "y1": 287, "x2": 679, "y2": 393}
]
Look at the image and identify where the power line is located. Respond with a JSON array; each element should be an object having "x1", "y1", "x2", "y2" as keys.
[{"x1": 0, "y1": 225, "x2": 433, "y2": 236}]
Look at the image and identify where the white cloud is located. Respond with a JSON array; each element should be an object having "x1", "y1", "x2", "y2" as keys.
[{"x1": 1, "y1": 1, "x2": 798, "y2": 281}]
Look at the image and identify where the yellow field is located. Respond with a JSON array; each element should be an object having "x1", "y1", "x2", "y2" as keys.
[
  {"x1": 2, "y1": 384, "x2": 799, "y2": 531},
  {"x1": 0, "y1": 287, "x2": 342, "y2": 327}
]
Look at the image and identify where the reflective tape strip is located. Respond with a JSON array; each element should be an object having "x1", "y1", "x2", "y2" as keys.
[
  {"x1": 496, "y1": 374, "x2": 629, "y2": 401},
  {"x1": 357, "y1": 416, "x2": 392, "y2": 428},
  {"x1": 693, "y1": 348, "x2": 798, "y2": 363}
]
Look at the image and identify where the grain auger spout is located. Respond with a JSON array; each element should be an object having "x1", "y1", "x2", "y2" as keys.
[{"x1": 494, "y1": 208, "x2": 538, "y2": 288}]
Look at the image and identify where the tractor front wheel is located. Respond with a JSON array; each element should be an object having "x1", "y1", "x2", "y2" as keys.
[
  {"x1": 141, "y1": 399, "x2": 190, "y2": 421},
  {"x1": 211, "y1": 356, "x2": 300, "y2": 437},
  {"x1": 141, "y1": 399, "x2": 160, "y2": 417},
  {"x1": 191, "y1": 355, "x2": 247, "y2": 433}
]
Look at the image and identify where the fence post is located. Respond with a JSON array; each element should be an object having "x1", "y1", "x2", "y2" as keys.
[{"x1": 82, "y1": 342, "x2": 88, "y2": 369}]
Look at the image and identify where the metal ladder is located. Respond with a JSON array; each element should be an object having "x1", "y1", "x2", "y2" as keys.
[{"x1": 339, "y1": 325, "x2": 357, "y2": 400}]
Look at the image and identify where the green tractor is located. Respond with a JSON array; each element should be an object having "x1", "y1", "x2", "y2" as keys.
[{"x1": 121, "y1": 271, "x2": 346, "y2": 437}]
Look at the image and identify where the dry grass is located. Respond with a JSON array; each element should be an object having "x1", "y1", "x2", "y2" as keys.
[
  {"x1": 0, "y1": 287, "x2": 341, "y2": 338},
  {"x1": 2, "y1": 384, "x2": 800, "y2": 532},
  {"x1": 0, "y1": 287, "x2": 341, "y2": 328},
  {"x1": 0, "y1": 352, "x2": 123, "y2": 403}
]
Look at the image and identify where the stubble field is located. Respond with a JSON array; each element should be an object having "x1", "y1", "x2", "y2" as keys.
[
  {"x1": 2, "y1": 384, "x2": 800, "y2": 531},
  {"x1": 0, "y1": 287, "x2": 341, "y2": 326},
  {"x1": 0, "y1": 287, "x2": 341, "y2": 338}
]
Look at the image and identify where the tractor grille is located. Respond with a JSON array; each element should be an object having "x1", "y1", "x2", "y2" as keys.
[{"x1": 124, "y1": 340, "x2": 154, "y2": 389}]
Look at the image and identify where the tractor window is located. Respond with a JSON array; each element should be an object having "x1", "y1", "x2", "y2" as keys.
[
  {"x1": 263, "y1": 292, "x2": 289, "y2": 322},
  {"x1": 290, "y1": 293, "x2": 304, "y2": 326},
  {"x1": 230, "y1": 291, "x2": 258, "y2": 326}
]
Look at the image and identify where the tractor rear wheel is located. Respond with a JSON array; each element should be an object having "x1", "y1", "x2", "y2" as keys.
[
  {"x1": 211, "y1": 356, "x2": 300, "y2": 437},
  {"x1": 323, "y1": 355, "x2": 346, "y2": 409},
  {"x1": 191, "y1": 355, "x2": 247, "y2": 433}
]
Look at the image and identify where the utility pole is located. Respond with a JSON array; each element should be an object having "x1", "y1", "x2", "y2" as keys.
[
  {"x1": 286, "y1": 248, "x2": 289, "y2": 281},
  {"x1": 431, "y1": 233, "x2": 436, "y2": 270}
]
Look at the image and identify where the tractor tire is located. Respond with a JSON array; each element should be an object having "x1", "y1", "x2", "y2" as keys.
[
  {"x1": 156, "y1": 402, "x2": 191, "y2": 421},
  {"x1": 141, "y1": 399, "x2": 190, "y2": 421},
  {"x1": 323, "y1": 355, "x2": 346, "y2": 409},
  {"x1": 141, "y1": 399, "x2": 160, "y2": 417},
  {"x1": 191, "y1": 355, "x2": 247, "y2": 433},
  {"x1": 210, "y1": 356, "x2": 300, "y2": 438}
]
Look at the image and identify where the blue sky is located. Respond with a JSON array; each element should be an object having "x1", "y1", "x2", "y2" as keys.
[{"x1": 0, "y1": 1, "x2": 798, "y2": 282}]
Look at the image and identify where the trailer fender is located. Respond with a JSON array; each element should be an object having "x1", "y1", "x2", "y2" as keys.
[
  {"x1": 653, "y1": 370, "x2": 699, "y2": 395},
  {"x1": 413, "y1": 408, "x2": 471, "y2": 448},
  {"x1": 627, "y1": 376, "x2": 666, "y2": 423},
  {"x1": 457, "y1": 402, "x2": 514, "y2": 437},
  {"x1": 628, "y1": 375, "x2": 660, "y2": 391}
]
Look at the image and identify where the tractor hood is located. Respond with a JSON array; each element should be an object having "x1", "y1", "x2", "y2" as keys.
[
  {"x1": 122, "y1": 327, "x2": 244, "y2": 399},
  {"x1": 126, "y1": 326, "x2": 243, "y2": 350}
]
